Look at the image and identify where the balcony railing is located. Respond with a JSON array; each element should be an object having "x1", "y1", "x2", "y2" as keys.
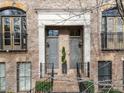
[{"x1": 101, "y1": 32, "x2": 124, "y2": 50}]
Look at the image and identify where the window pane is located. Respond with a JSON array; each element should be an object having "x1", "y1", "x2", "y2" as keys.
[
  {"x1": 0, "y1": 64, "x2": 5, "y2": 91},
  {"x1": 102, "y1": 17, "x2": 106, "y2": 32},
  {"x1": 19, "y1": 77, "x2": 25, "y2": 91},
  {"x1": 47, "y1": 30, "x2": 59, "y2": 36},
  {"x1": 107, "y1": 17, "x2": 114, "y2": 32},
  {"x1": 25, "y1": 77, "x2": 30, "y2": 90},
  {"x1": 117, "y1": 17, "x2": 123, "y2": 32},
  {"x1": 0, "y1": 78, "x2": 6, "y2": 91},
  {"x1": 22, "y1": 17, "x2": 26, "y2": 33},
  {"x1": 4, "y1": 18, "x2": 10, "y2": 31},
  {"x1": 14, "y1": 39, "x2": 20, "y2": 45},
  {"x1": 70, "y1": 30, "x2": 80, "y2": 36},
  {"x1": 25, "y1": 64, "x2": 31, "y2": 76},
  {"x1": 5, "y1": 32, "x2": 10, "y2": 38},
  {"x1": 19, "y1": 64, "x2": 25, "y2": 76},
  {"x1": 14, "y1": 17, "x2": 21, "y2": 46},
  {"x1": 0, "y1": 64, "x2": 5, "y2": 77},
  {"x1": 4, "y1": 25, "x2": 10, "y2": 31},
  {"x1": 14, "y1": 17, "x2": 21, "y2": 33},
  {"x1": 4, "y1": 17, "x2": 10, "y2": 25},
  {"x1": 14, "y1": 25, "x2": 21, "y2": 33},
  {"x1": 14, "y1": 17, "x2": 21, "y2": 25},
  {"x1": 5, "y1": 39, "x2": 10, "y2": 45}
]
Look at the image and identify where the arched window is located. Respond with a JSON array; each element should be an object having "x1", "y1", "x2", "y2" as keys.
[
  {"x1": 101, "y1": 7, "x2": 124, "y2": 50},
  {"x1": 0, "y1": 8, "x2": 27, "y2": 51}
]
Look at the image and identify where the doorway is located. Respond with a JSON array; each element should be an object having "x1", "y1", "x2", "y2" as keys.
[{"x1": 45, "y1": 26, "x2": 83, "y2": 75}]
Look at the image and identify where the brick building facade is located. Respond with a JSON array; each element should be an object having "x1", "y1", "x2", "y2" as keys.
[{"x1": 0, "y1": 0, "x2": 124, "y2": 93}]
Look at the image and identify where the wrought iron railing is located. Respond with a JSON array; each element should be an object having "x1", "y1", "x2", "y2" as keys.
[
  {"x1": 40, "y1": 63, "x2": 56, "y2": 76},
  {"x1": 76, "y1": 62, "x2": 90, "y2": 77},
  {"x1": 76, "y1": 62, "x2": 92, "y2": 93},
  {"x1": 101, "y1": 32, "x2": 124, "y2": 50}
]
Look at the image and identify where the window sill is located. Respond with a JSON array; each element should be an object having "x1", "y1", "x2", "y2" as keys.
[
  {"x1": 0, "y1": 91, "x2": 6, "y2": 93},
  {"x1": 17, "y1": 90, "x2": 30, "y2": 92},
  {"x1": 0, "y1": 49, "x2": 27, "y2": 52},
  {"x1": 102, "y1": 49, "x2": 124, "y2": 51}
]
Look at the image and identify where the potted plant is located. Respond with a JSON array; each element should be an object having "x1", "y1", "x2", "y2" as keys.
[{"x1": 61, "y1": 46, "x2": 67, "y2": 74}]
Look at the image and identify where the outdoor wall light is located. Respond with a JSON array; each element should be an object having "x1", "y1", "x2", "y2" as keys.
[
  {"x1": 78, "y1": 41, "x2": 82, "y2": 48},
  {"x1": 46, "y1": 42, "x2": 49, "y2": 47}
]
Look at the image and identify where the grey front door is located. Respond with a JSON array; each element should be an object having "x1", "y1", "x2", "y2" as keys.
[
  {"x1": 46, "y1": 37, "x2": 59, "y2": 69},
  {"x1": 46, "y1": 29, "x2": 59, "y2": 69},
  {"x1": 70, "y1": 37, "x2": 82, "y2": 68}
]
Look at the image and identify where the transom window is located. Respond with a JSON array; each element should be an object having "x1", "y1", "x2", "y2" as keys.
[
  {"x1": 47, "y1": 30, "x2": 59, "y2": 36},
  {"x1": 70, "y1": 29, "x2": 80, "y2": 36},
  {"x1": 0, "y1": 8, "x2": 27, "y2": 51}
]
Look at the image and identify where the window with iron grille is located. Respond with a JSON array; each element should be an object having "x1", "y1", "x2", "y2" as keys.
[
  {"x1": 101, "y1": 7, "x2": 124, "y2": 50},
  {"x1": 17, "y1": 62, "x2": 31, "y2": 92},
  {"x1": 98, "y1": 61, "x2": 112, "y2": 89},
  {"x1": 0, "y1": 63, "x2": 5, "y2": 92},
  {"x1": 0, "y1": 8, "x2": 27, "y2": 51}
]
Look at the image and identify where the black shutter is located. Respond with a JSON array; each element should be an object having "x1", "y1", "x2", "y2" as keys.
[{"x1": 21, "y1": 17, "x2": 27, "y2": 50}]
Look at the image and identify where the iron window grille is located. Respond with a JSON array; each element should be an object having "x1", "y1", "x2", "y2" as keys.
[{"x1": 98, "y1": 61, "x2": 112, "y2": 89}]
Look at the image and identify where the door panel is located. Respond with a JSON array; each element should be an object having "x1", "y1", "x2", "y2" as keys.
[
  {"x1": 46, "y1": 37, "x2": 59, "y2": 69},
  {"x1": 70, "y1": 37, "x2": 81, "y2": 69}
]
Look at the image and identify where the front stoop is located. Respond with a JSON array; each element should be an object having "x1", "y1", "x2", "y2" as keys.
[{"x1": 52, "y1": 75, "x2": 79, "y2": 92}]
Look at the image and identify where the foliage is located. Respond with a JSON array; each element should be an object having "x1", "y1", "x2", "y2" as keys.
[
  {"x1": 7, "y1": 92, "x2": 15, "y2": 93},
  {"x1": 35, "y1": 80, "x2": 52, "y2": 92},
  {"x1": 101, "y1": 88, "x2": 122, "y2": 93},
  {"x1": 7, "y1": 89, "x2": 15, "y2": 93},
  {"x1": 61, "y1": 46, "x2": 67, "y2": 64},
  {"x1": 83, "y1": 80, "x2": 94, "y2": 93}
]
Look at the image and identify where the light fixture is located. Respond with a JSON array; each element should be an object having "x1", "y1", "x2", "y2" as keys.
[
  {"x1": 78, "y1": 40, "x2": 82, "y2": 48},
  {"x1": 46, "y1": 42, "x2": 49, "y2": 47}
]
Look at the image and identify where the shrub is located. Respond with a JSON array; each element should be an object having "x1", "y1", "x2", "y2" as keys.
[
  {"x1": 84, "y1": 80, "x2": 94, "y2": 93},
  {"x1": 102, "y1": 89, "x2": 122, "y2": 93},
  {"x1": 61, "y1": 46, "x2": 67, "y2": 64},
  {"x1": 35, "y1": 81, "x2": 52, "y2": 92}
]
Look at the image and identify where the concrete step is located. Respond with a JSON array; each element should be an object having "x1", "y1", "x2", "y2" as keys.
[
  {"x1": 52, "y1": 75, "x2": 80, "y2": 92},
  {"x1": 53, "y1": 80, "x2": 80, "y2": 92}
]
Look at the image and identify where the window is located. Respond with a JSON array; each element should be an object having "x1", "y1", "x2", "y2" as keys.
[
  {"x1": 70, "y1": 29, "x2": 80, "y2": 36},
  {"x1": 0, "y1": 63, "x2": 5, "y2": 92},
  {"x1": 17, "y1": 62, "x2": 31, "y2": 91},
  {"x1": 101, "y1": 0, "x2": 110, "y2": 3},
  {"x1": 0, "y1": 8, "x2": 27, "y2": 51},
  {"x1": 101, "y1": 7, "x2": 124, "y2": 50},
  {"x1": 98, "y1": 61, "x2": 112, "y2": 89},
  {"x1": 47, "y1": 30, "x2": 59, "y2": 36}
]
